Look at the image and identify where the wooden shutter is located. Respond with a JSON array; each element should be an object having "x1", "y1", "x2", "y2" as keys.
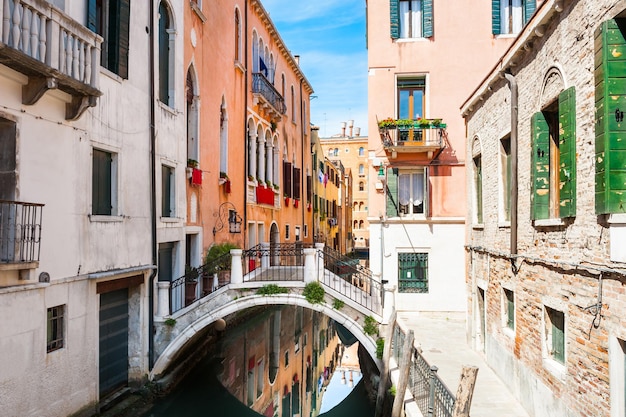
[
  {"x1": 87, "y1": 0, "x2": 97, "y2": 32},
  {"x1": 161, "y1": 165, "x2": 171, "y2": 217},
  {"x1": 595, "y1": 19, "x2": 626, "y2": 214},
  {"x1": 524, "y1": 0, "x2": 536, "y2": 25},
  {"x1": 93, "y1": 150, "x2": 112, "y2": 215},
  {"x1": 390, "y1": 0, "x2": 400, "y2": 39},
  {"x1": 558, "y1": 87, "x2": 576, "y2": 218},
  {"x1": 116, "y1": 0, "x2": 130, "y2": 79},
  {"x1": 491, "y1": 0, "x2": 501, "y2": 35},
  {"x1": 283, "y1": 162, "x2": 292, "y2": 198},
  {"x1": 293, "y1": 168, "x2": 301, "y2": 199},
  {"x1": 306, "y1": 175, "x2": 312, "y2": 202},
  {"x1": 158, "y1": 1, "x2": 169, "y2": 102},
  {"x1": 422, "y1": 0, "x2": 434, "y2": 38},
  {"x1": 551, "y1": 310, "x2": 565, "y2": 363},
  {"x1": 386, "y1": 168, "x2": 399, "y2": 217},
  {"x1": 531, "y1": 112, "x2": 550, "y2": 220}
]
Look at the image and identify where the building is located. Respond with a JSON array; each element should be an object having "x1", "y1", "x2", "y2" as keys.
[
  {"x1": 0, "y1": 1, "x2": 185, "y2": 415},
  {"x1": 320, "y1": 121, "x2": 370, "y2": 256},
  {"x1": 366, "y1": 0, "x2": 527, "y2": 312},
  {"x1": 462, "y1": 0, "x2": 626, "y2": 415}
]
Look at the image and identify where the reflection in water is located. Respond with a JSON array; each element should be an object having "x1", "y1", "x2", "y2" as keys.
[{"x1": 142, "y1": 306, "x2": 374, "y2": 417}]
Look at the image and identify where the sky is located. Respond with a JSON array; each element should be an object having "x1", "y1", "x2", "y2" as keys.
[{"x1": 261, "y1": 0, "x2": 369, "y2": 138}]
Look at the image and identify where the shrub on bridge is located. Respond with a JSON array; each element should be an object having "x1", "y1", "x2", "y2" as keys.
[
  {"x1": 256, "y1": 284, "x2": 289, "y2": 295},
  {"x1": 363, "y1": 315, "x2": 378, "y2": 337},
  {"x1": 303, "y1": 282, "x2": 325, "y2": 304}
]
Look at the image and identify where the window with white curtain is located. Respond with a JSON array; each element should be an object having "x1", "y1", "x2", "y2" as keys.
[
  {"x1": 398, "y1": 170, "x2": 425, "y2": 215},
  {"x1": 399, "y1": 0, "x2": 422, "y2": 38},
  {"x1": 500, "y1": 0, "x2": 523, "y2": 35}
]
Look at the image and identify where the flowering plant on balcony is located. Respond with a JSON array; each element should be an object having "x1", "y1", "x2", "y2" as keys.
[
  {"x1": 378, "y1": 117, "x2": 446, "y2": 130},
  {"x1": 377, "y1": 118, "x2": 397, "y2": 129}
]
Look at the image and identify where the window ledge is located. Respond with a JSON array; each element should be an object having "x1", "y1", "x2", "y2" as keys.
[
  {"x1": 158, "y1": 101, "x2": 178, "y2": 116},
  {"x1": 502, "y1": 326, "x2": 515, "y2": 339},
  {"x1": 534, "y1": 218, "x2": 565, "y2": 227},
  {"x1": 543, "y1": 358, "x2": 566, "y2": 381},
  {"x1": 494, "y1": 33, "x2": 519, "y2": 39},
  {"x1": 608, "y1": 213, "x2": 626, "y2": 224},
  {"x1": 191, "y1": 2, "x2": 207, "y2": 22},
  {"x1": 498, "y1": 221, "x2": 511, "y2": 228},
  {"x1": 395, "y1": 37, "x2": 428, "y2": 43},
  {"x1": 234, "y1": 61, "x2": 245, "y2": 74},
  {"x1": 89, "y1": 215, "x2": 123, "y2": 223},
  {"x1": 472, "y1": 223, "x2": 484, "y2": 230},
  {"x1": 161, "y1": 217, "x2": 181, "y2": 224}
]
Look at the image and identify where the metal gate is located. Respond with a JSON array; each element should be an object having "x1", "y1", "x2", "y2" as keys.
[{"x1": 99, "y1": 288, "x2": 129, "y2": 398}]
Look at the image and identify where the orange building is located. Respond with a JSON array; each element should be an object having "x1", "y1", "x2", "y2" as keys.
[{"x1": 184, "y1": 0, "x2": 314, "y2": 267}]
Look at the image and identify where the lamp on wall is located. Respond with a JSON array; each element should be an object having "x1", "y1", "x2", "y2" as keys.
[{"x1": 213, "y1": 202, "x2": 242, "y2": 235}]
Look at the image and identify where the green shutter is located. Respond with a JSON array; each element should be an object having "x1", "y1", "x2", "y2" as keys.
[
  {"x1": 117, "y1": 0, "x2": 130, "y2": 79},
  {"x1": 93, "y1": 150, "x2": 112, "y2": 215},
  {"x1": 551, "y1": 310, "x2": 565, "y2": 364},
  {"x1": 390, "y1": 0, "x2": 399, "y2": 39},
  {"x1": 492, "y1": 0, "x2": 501, "y2": 35},
  {"x1": 87, "y1": 0, "x2": 97, "y2": 32},
  {"x1": 531, "y1": 112, "x2": 550, "y2": 220},
  {"x1": 524, "y1": 0, "x2": 536, "y2": 25},
  {"x1": 558, "y1": 87, "x2": 576, "y2": 218},
  {"x1": 595, "y1": 19, "x2": 626, "y2": 214},
  {"x1": 422, "y1": 0, "x2": 434, "y2": 38},
  {"x1": 386, "y1": 168, "x2": 399, "y2": 217}
]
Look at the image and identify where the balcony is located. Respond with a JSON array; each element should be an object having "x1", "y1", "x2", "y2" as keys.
[
  {"x1": 252, "y1": 72, "x2": 286, "y2": 122},
  {"x1": 378, "y1": 118, "x2": 446, "y2": 158},
  {"x1": 0, "y1": 200, "x2": 44, "y2": 270},
  {"x1": 0, "y1": 0, "x2": 102, "y2": 120}
]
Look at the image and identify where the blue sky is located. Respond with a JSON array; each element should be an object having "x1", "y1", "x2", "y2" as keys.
[{"x1": 262, "y1": 0, "x2": 369, "y2": 137}]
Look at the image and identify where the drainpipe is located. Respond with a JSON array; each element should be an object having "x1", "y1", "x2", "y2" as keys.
[
  {"x1": 300, "y1": 79, "x2": 305, "y2": 243},
  {"x1": 243, "y1": 0, "x2": 249, "y2": 247},
  {"x1": 148, "y1": 0, "x2": 157, "y2": 370},
  {"x1": 504, "y1": 72, "x2": 518, "y2": 263}
]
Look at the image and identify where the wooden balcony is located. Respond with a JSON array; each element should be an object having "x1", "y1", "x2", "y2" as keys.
[
  {"x1": 0, "y1": 0, "x2": 102, "y2": 120},
  {"x1": 378, "y1": 119, "x2": 446, "y2": 158}
]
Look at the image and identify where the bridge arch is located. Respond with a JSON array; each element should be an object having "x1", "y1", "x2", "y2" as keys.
[{"x1": 150, "y1": 293, "x2": 382, "y2": 380}]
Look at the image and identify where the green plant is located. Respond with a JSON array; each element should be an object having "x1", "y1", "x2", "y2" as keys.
[
  {"x1": 377, "y1": 118, "x2": 396, "y2": 129},
  {"x1": 266, "y1": 180, "x2": 272, "y2": 187},
  {"x1": 388, "y1": 385, "x2": 397, "y2": 396},
  {"x1": 187, "y1": 159, "x2": 199, "y2": 168},
  {"x1": 164, "y1": 318, "x2": 176, "y2": 327},
  {"x1": 248, "y1": 174, "x2": 254, "y2": 181},
  {"x1": 205, "y1": 242, "x2": 239, "y2": 273},
  {"x1": 219, "y1": 171, "x2": 228, "y2": 179},
  {"x1": 256, "y1": 284, "x2": 289, "y2": 295},
  {"x1": 363, "y1": 315, "x2": 378, "y2": 336},
  {"x1": 185, "y1": 265, "x2": 199, "y2": 282},
  {"x1": 273, "y1": 183, "x2": 280, "y2": 190},
  {"x1": 376, "y1": 338, "x2": 384, "y2": 359},
  {"x1": 303, "y1": 282, "x2": 325, "y2": 304},
  {"x1": 332, "y1": 298, "x2": 345, "y2": 310}
]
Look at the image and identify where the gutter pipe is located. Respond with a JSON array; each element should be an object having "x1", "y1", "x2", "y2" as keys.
[{"x1": 504, "y1": 72, "x2": 518, "y2": 265}]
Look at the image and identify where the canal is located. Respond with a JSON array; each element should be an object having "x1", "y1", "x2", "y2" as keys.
[{"x1": 141, "y1": 305, "x2": 376, "y2": 417}]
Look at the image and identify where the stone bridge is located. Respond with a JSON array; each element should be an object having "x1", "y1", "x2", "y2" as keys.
[{"x1": 150, "y1": 243, "x2": 392, "y2": 381}]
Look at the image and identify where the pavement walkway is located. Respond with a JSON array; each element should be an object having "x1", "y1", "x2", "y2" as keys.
[{"x1": 394, "y1": 311, "x2": 530, "y2": 417}]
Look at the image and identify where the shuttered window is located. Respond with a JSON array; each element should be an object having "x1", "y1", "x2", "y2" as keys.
[
  {"x1": 93, "y1": 149, "x2": 113, "y2": 215},
  {"x1": 390, "y1": 0, "x2": 433, "y2": 39},
  {"x1": 87, "y1": 0, "x2": 130, "y2": 79},
  {"x1": 161, "y1": 165, "x2": 174, "y2": 218},
  {"x1": 158, "y1": 1, "x2": 171, "y2": 104},
  {"x1": 595, "y1": 19, "x2": 626, "y2": 214},
  {"x1": 398, "y1": 253, "x2": 428, "y2": 293},
  {"x1": 474, "y1": 155, "x2": 483, "y2": 224},
  {"x1": 293, "y1": 168, "x2": 301, "y2": 199},
  {"x1": 386, "y1": 168, "x2": 399, "y2": 217},
  {"x1": 492, "y1": 0, "x2": 536, "y2": 35},
  {"x1": 530, "y1": 87, "x2": 576, "y2": 220},
  {"x1": 283, "y1": 162, "x2": 292, "y2": 198},
  {"x1": 546, "y1": 307, "x2": 565, "y2": 364}
]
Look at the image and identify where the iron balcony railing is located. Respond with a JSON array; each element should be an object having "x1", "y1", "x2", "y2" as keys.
[
  {"x1": 242, "y1": 242, "x2": 313, "y2": 282},
  {"x1": 393, "y1": 325, "x2": 456, "y2": 417},
  {"x1": 0, "y1": 200, "x2": 44, "y2": 264},
  {"x1": 378, "y1": 119, "x2": 446, "y2": 152},
  {"x1": 252, "y1": 72, "x2": 287, "y2": 115}
]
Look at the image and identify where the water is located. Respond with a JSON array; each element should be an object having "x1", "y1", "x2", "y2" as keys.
[{"x1": 141, "y1": 306, "x2": 375, "y2": 417}]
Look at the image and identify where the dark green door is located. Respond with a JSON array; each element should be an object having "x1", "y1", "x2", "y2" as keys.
[{"x1": 99, "y1": 288, "x2": 129, "y2": 398}]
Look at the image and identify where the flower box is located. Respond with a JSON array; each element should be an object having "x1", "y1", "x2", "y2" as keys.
[{"x1": 256, "y1": 185, "x2": 275, "y2": 205}]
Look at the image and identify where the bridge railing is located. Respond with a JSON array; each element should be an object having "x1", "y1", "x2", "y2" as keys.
[
  {"x1": 392, "y1": 324, "x2": 456, "y2": 417},
  {"x1": 320, "y1": 246, "x2": 383, "y2": 316},
  {"x1": 241, "y1": 242, "x2": 314, "y2": 282}
]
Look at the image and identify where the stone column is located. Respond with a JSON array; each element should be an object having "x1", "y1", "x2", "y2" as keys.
[
  {"x1": 230, "y1": 249, "x2": 243, "y2": 284},
  {"x1": 382, "y1": 282, "x2": 396, "y2": 325},
  {"x1": 261, "y1": 242, "x2": 270, "y2": 268},
  {"x1": 315, "y1": 243, "x2": 325, "y2": 282},
  {"x1": 266, "y1": 140, "x2": 273, "y2": 186},
  {"x1": 156, "y1": 281, "x2": 171, "y2": 318},
  {"x1": 248, "y1": 130, "x2": 257, "y2": 179},
  {"x1": 257, "y1": 136, "x2": 266, "y2": 183},
  {"x1": 303, "y1": 248, "x2": 317, "y2": 283}
]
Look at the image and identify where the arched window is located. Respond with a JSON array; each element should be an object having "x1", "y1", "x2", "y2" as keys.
[
  {"x1": 353, "y1": 220, "x2": 358, "y2": 229},
  {"x1": 291, "y1": 86, "x2": 296, "y2": 122},
  {"x1": 353, "y1": 202, "x2": 358, "y2": 209},
  {"x1": 359, "y1": 147, "x2": 364, "y2": 156},
  {"x1": 235, "y1": 9, "x2": 242, "y2": 63},
  {"x1": 359, "y1": 181, "x2": 364, "y2": 191},
  {"x1": 252, "y1": 32, "x2": 259, "y2": 72},
  {"x1": 359, "y1": 201, "x2": 364, "y2": 211},
  {"x1": 334, "y1": 148, "x2": 339, "y2": 156},
  {"x1": 220, "y1": 98, "x2": 228, "y2": 174},
  {"x1": 359, "y1": 220, "x2": 364, "y2": 229},
  {"x1": 359, "y1": 164, "x2": 364, "y2": 175},
  {"x1": 186, "y1": 66, "x2": 199, "y2": 163},
  {"x1": 158, "y1": 1, "x2": 175, "y2": 106}
]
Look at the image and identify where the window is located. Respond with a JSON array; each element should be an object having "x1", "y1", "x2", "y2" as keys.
[
  {"x1": 285, "y1": 224, "x2": 290, "y2": 240},
  {"x1": 186, "y1": 68, "x2": 199, "y2": 163},
  {"x1": 247, "y1": 358, "x2": 255, "y2": 405},
  {"x1": 500, "y1": 136, "x2": 511, "y2": 222},
  {"x1": 398, "y1": 253, "x2": 428, "y2": 293},
  {"x1": 545, "y1": 307, "x2": 565, "y2": 364},
  {"x1": 158, "y1": 1, "x2": 175, "y2": 106},
  {"x1": 531, "y1": 87, "x2": 576, "y2": 220},
  {"x1": 284, "y1": 350, "x2": 289, "y2": 367},
  {"x1": 358, "y1": 147, "x2": 364, "y2": 156},
  {"x1": 291, "y1": 86, "x2": 296, "y2": 122},
  {"x1": 304, "y1": 224, "x2": 308, "y2": 238},
  {"x1": 0, "y1": 117, "x2": 17, "y2": 201},
  {"x1": 390, "y1": 0, "x2": 433, "y2": 39},
  {"x1": 359, "y1": 164, "x2": 364, "y2": 176},
  {"x1": 235, "y1": 9, "x2": 242, "y2": 63},
  {"x1": 398, "y1": 78, "x2": 425, "y2": 122},
  {"x1": 502, "y1": 288, "x2": 514, "y2": 330},
  {"x1": 256, "y1": 359, "x2": 264, "y2": 398},
  {"x1": 87, "y1": 0, "x2": 130, "y2": 78},
  {"x1": 386, "y1": 168, "x2": 426, "y2": 217},
  {"x1": 220, "y1": 101, "x2": 228, "y2": 174},
  {"x1": 610, "y1": 338, "x2": 626, "y2": 415},
  {"x1": 359, "y1": 182, "x2": 364, "y2": 192},
  {"x1": 473, "y1": 155, "x2": 483, "y2": 224},
  {"x1": 47, "y1": 305, "x2": 64, "y2": 352},
  {"x1": 92, "y1": 149, "x2": 116, "y2": 216},
  {"x1": 162, "y1": 165, "x2": 174, "y2": 218},
  {"x1": 353, "y1": 220, "x2": 358, "y2": 229},
  {"x1": 492, "y1": 0, "x2": 536, "y2": 35}
]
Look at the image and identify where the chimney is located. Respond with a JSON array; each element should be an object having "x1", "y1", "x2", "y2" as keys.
[
  {"x1": 294, "y1": 55, "x2": 300, "y2": 65},
  {"x1": 340, "y1": 122, "x2": 346, "y2": 137},
  {"x1": 348, "y1": 120, "x2": 354, "y2": 137},
  {"x1": 354, "y1": 127, "x2": 361, "y2": 137}
]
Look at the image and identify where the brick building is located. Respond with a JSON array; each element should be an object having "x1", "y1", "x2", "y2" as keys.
[{"x1": 462, "y1": 0, "x2": 626, "y2": 415}]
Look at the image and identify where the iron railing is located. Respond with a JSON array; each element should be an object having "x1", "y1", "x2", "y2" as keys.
[
  {"x1": 321, "y1": 246, "x2": 383, "y2": 316},
  {"x1": 252, "y1": 72, "x2": 287, "y2": 114},
  {"x1": 393, "y1": 325, "x2": 456, "y2": 417},
  {"x1": 169, "y1": 251, "x2": 233, "y2": 314},
  {"x1": 0, "y1": 200, "x2": 44, "y2": 264},
  {"x1": 242, "y1": 243, "x2": 313, "y2": 282}
]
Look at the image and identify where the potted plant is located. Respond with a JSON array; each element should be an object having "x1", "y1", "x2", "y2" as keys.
[
  {"x1": 184, "y1": 265, "x2": 199, "y2": 306},
  {"x1": 273, "y1": 183, "x2": 280, "y2": 192},
  {"x1": 187, "y1": 159, "x2": 199, "y2": 168},
  {"x1": 417, "y1": 118, "x2": 431, "y2": 128},
  {"x1": 377, "y1": 118, "x2": 396, "y2": 129},
  {"x1": 248, "y1": 174, "x2": 255, "y2": 182},
  {"x1": 284, "y1": 194, "x2": 290, "y2": 206},
  {"x1": 204, "y1": 242, "x2": 239, "y2": 289}
]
